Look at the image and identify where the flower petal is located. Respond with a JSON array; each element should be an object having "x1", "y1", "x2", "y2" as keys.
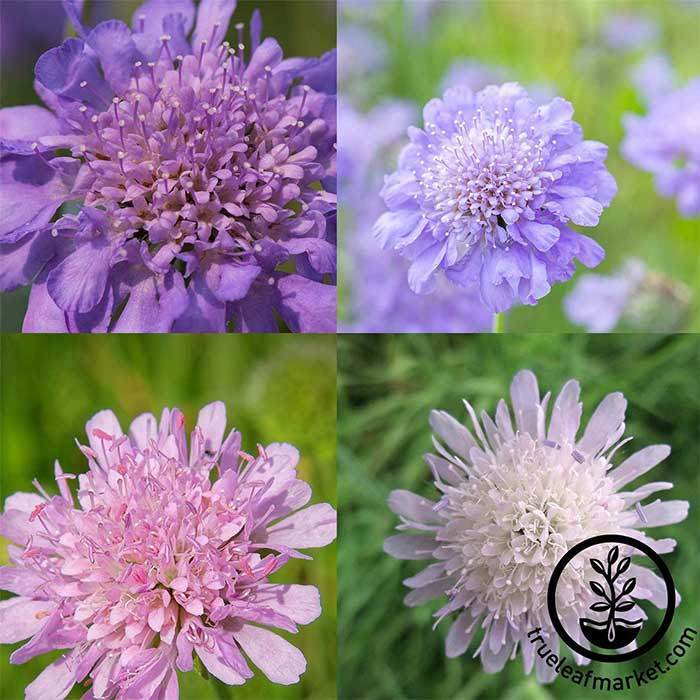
[
  {"x1": 276, "y1": 274, "x2": 336, "y2": 333},
  {"x1": 548, "y1": 379, "x2": 582, "y2": 444},
  {"x1": 387, "y1": 490, "x2": 440, "y2": 524},
  {"x1": 445, "y1": 609, "x2": 479, "y2": 658},
  {"x1": 25, "y1": 654, "x2": 77, "y2": 700},
  {"x1": 87, "y1": 20, "x2": 142, "y2": 94},
  {"x1": 576, "y1": 392, "x2": 626, "y2": 456},
  {"x1": 0, "y1": 597, "x2": 55, "y2": 643},
  {"x1": 510, "y1": 369, "x2": 540, "y2": 436},
  {"x1": 194, "y1": 401, "x2": 227, "y2": 455},
  {"x1": 46, "y1": 237, "x2": 113, "y2": 313},
  {"x1": 633, "y1": 499, "x2": 688, "y2": 527},
  {"x1": 610, "y1": 445, "x2": 671, "y2": 488},
  {"x1": 0, "y1": 156, "x2": 71, "y2": 242},
  {"x1": 429, "y1": 410, "x2": 478, "y2": 459},
  {"x1": 233, "y1": 624, "x2": 306, "y2": 685},
  {"x1": 86, "y1": 409, "x2": 124, "y2": 470},
  {"x1": 193, "y1": 0, "x2": 237, "y2": 49},
  {"x1": 35, "y1": 38, "x2": 111, "y2": 109},
  {"x1": 266, "y1": 503, "x2": 336, "y2": 549},
  {"x1": 252, "y1": 584, "x2": 321, "y2": 625},
  {"x1": 383, "y1": 534, "x2": 435, "y2": 560}
]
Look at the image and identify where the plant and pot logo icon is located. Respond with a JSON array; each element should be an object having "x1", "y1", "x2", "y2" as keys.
[
  {"x1": 547, "y1": 534, "x2": 676, "y2": 663},
  {"x1": 579, "y1": 544, "x2": 643, "y2": 650}
]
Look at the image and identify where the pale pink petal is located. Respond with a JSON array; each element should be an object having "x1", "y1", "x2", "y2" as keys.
[
  {"x1": 403, "y1": 563, "x2": 446, "y2": 589},
  {"x1": 128, "y1": 412, "x2": 158, "y2": 451},
  {"x1": 619, "y1": 481, "x2": 673, "y2": 503},
  {"x1": 576, "y1": 392, "x2": 626, "y2": 456},
  {"x1": 0, "y1": 566, "x2": 44, "y2": 595},
  {"x1": 86, "y1": 409, "x2": 124, "y2": 470},
  {"x1": 193, "y1": 401, "x2": 227, "y2": 455},
  {"x1": 4, "y1": 492, "x2": 43, "y2": 512},
  {"x1": 633, "y1": 499, "x2": 688, "y2": 527},
  {"x1": 494, "y1": 399, "x2": 515, "y2": 441},
  {"x1": 629, "y1": 564, "x2": 672, "y2": 608},
  {"x1": 510, "y1": 369, "x2": 540, "y2": 436},
  {"x1": 403, "y1": 578, "x2": 452, "y2": 607},
  {"x1": 0, "y1": 597, "x2": 55, "y2": 642},
  {"x1": 266, "y1": 503, "x2": 336, "y2": 549},
  {"x1": 26, "y1": 654, "x2": 77, "y2": 700},
  {"x1": 163, "y1": 668, "x2": 179, "y2": 700},
  {"x1": 196, "y1": 646, "x2": 249, "y2": 686},
  {"x1": 611, "y1": 445, "x2": 670, "y2": 488},
  {"x1": 233, "y1": 624, "x2": 306, "y2": 685},
  {"x1": 547, "y1": 379, "x2": 582, "y2": 444},
  {"x1": 383, "y1": 534, "x2": 436, "y2": 560},
  {"x1": 424, "y1": 454, "x2": 463, "y2": 486},
  {"x1": 0, "y1": 508, "x2": 38, "y2": 545},
  {"x1": 480, "y1": 637, "x2": 514, "y2": 673},
  {"x1": 429, "y1": 410, "x2": 477, "y2": 458},
  {"x1": 10, "y1": 609, "x2": 86, "y2": 664},
  {"x1": 252, "y1": 584, "x2": 321, "y2": 625},
  {"x1": 534, "y1": 653, "x2": 558, "y2": 683},
  {"x1": 445, "y1": 609, "x2": 480, "y2": 658},
  {"x1": 219, "y1": 429, "x2": 242, "y2": 471},
  {"x1": 387, "y1": 490, "x2": 440, "y2": 524},
  {"x1": 255, "y1": 478, "x2": 312, "y2": 522}
]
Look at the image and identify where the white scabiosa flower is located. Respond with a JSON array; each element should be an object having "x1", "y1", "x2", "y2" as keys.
[{"x1": 384, "y1": 370, "x2": 688, "y2": 681}]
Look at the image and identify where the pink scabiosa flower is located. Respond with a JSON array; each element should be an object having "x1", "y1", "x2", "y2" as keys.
[
  {"x1": 0, "y1": 402, "x2": 336, "y2": 698},
  {"x1": 384, "y1": 371, "x2": 688, "y2": 681},
  {"x1": 0, "y1": 0, "x2": 336, "y2": 332}
]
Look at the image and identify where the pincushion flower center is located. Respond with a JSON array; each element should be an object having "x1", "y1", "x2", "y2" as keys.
[
  {"x1": 420, "y1": 108, "x2": 552, "y2": 241},
  {"x1": 70, "y1": 37, "x2": 312, "y2": 254}
]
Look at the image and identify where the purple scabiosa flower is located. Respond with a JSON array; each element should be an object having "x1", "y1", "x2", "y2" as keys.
[
  {"x1": 0, "y1": 0, "x2": 336, "y2": 333},
  {"x1": 0, "y1": 402, "x2": 336, "y2": 698},
  {"x1": 339, "y1": 99, "x2": 492, "y2": 332},
  {"x1": 622, "y1": 77, "x2": 700, "y2": 216},
  {"x1": 601, "y1": 13, "x2": 659, "y2": 53},
  {"x1": 373, "y1": 83, "x2": 616, "y2": 312},
  {"x1": 565, "y1": 258, "x2": 691, "y2": 332},
  {"x1": 384, "y1": 370, "x2": 688, "y2": 681}
]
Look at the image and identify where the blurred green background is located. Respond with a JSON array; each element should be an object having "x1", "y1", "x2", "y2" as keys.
[
  {"x1": 0, "y1": 0, "x2": 336, "y2": 331},
  {"x1": 338, "y1": 333, "x2": 699, "y2": 700},
  {"x1": 338, "y1": 0, "x2": 700, "y2": 331},
  {"x1": 0, "y1": 334, "x2": 337, "y2": 699}
]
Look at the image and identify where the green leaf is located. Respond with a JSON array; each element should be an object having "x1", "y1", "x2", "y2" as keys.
[{"x1": 193, "y1": 655, "x2": 210, "y2": 680}]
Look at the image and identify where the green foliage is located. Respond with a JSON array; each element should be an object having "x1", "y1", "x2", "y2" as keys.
[
  {"x1": 0, "y1": 334, "x2": 337, "y2": 700},
  {"x1": 339, "y1": 0, "x2": 700, "y2": 331},
  {"x1": 338, "y1": 333, "x2": 700, "y2": 699}
]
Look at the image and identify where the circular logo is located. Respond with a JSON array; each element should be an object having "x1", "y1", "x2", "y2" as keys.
[{"x1": 547, "y1": 534, "x2": 675, "y2": 663}]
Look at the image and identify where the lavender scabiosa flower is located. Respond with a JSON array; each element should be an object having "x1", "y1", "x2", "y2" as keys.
[
  {"x1": 0, "y1": 0, "x2": 336, "y2": 332},
  {"x1": 384, "y1": 370, "x2": 688, "y2": 681},
  {"x1": 373, "y1": 83, "x2": 616, "y2": 312},
  {"x1": 622, "y1": 77, "x2": 700, "y2": 216},
  {"x1": 0, "y1": 402, "x2": 337, "y2": 698},
  {"x1": 565, "y1": 258, "x2": 691, "y2": 332}
]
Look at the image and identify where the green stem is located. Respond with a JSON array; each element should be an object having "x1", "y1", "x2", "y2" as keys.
[
  {"x1": 492, "y1": 312, "x2": 505, "y2": 333},
  {"x1": 211, "y1": 678, "x2": 231, "y2": 700}
]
